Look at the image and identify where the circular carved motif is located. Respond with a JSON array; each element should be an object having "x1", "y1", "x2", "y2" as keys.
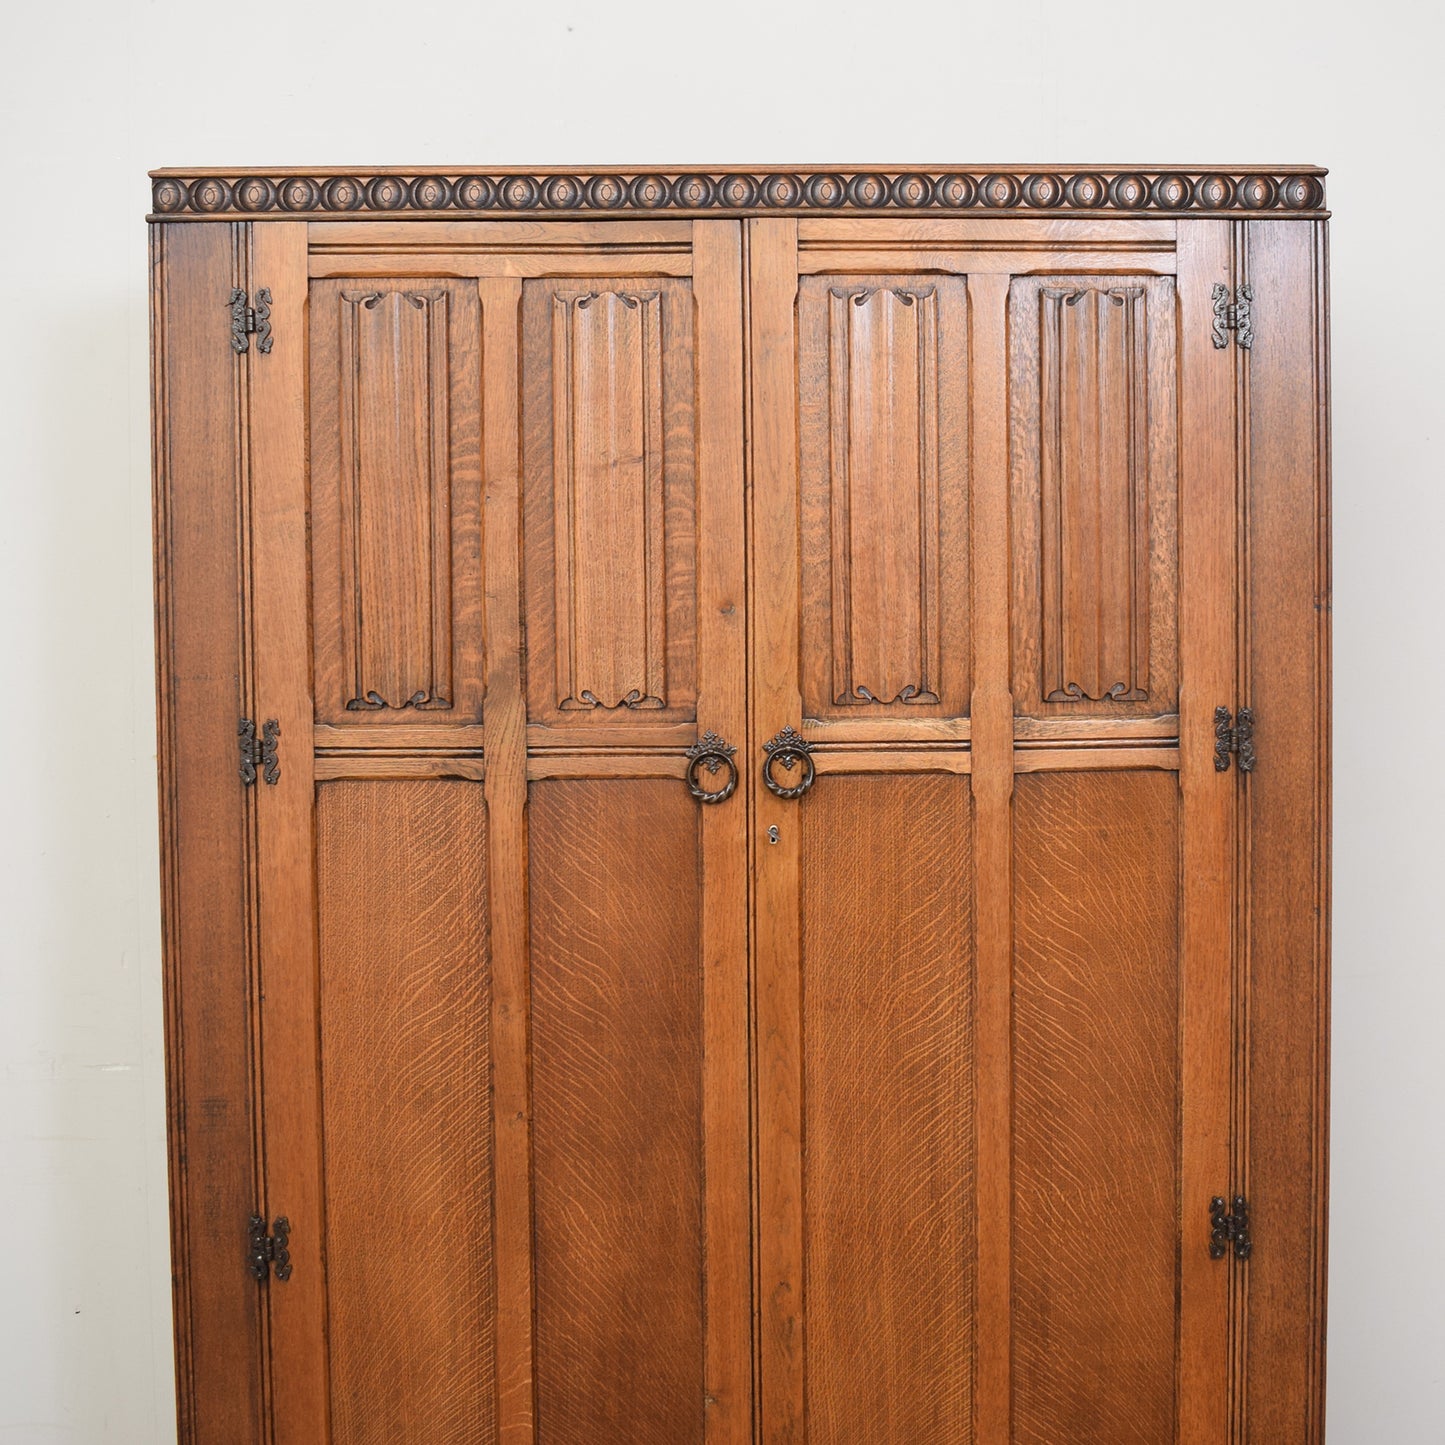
[
  {"x1": 890, "y1": 173, "x2": 934, "y2": 208},
  {"x1": 1151, "y1": 173, "x2": 1192, "y2": 209},
  {"x1": 718, "y1": 175, "x2": 759, "y2": 208},
  {"x1": 191, "y1": 178, "x2": 233, "y2": 213},
  {"x1": 935, "y1": 174, "x2": 977, "y2": 208},
  {"x1": 980, "y1": 174, "x2": 1021, "y2": 208},
  {"x1": 673, "y1": 174, "x2": 716, "y2": 208},
  {"x1": 409, "y1": 177, "x2": 453, "y2": 210},
  {"x1": 1239, "y1": 175, "x2": 1279, "y2": 209},
  {"x1": 235, "y1": 178, "x2": 276, "y2": 212},
  {"x1": 804, "y1": 173, "x2": 847, "y2": 207},
  {"x1": 278, "y1": 177, "x2": 320, "y2": 211},
  {"x1": 762, "y1": 173, "x2": 803, "y2": 208},
  {"x1": 322, "y1": 177, "x2": 365, "y2": 211},
  {"x1": 1108, "y1": 173, "x2": 1150, "y2": 209},
  {"x1": 586, "y1": 174, "x2": 628, "y2": 209},
  {"x1": 1064, "y1": 173, "x2": 1107, "y2": 208},
  {"x1": 499, "y1": 175, "x2": 540, "y2": 209},
  {"x1": 1194, "y1": 174, "x2": 1235, "y2": 209},
  {"x1": 1023, "y1": 173, "x2": 1065, "y2": 208},
  {"x1": 152, "y1": 179, "x2": 186, "y2": 213},
  {"x1": 1280, "y1": 174, "x2": 1322, "y2": 210},
  {"x1": 456, "y1": 176, "x2": 496, "y2": 210},
  {"x1": 846, "y1": 174, "x2": 891, "y2": 208},
  {"x1": 152, "y1": 168, "x2": 1326, "y2": 217},
  {"x1": 363, "y1": 176, "x2": 407, "y2": 211},
  {"x1": 542, "y1": 175, "x2": 583, "y2": 209},
  {"x1": 630, "y1": 174, "x2": 671, "y2": 208}
]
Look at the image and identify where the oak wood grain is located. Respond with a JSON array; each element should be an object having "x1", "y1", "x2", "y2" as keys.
[
  {"x1": 1240, "y1": 218, "x2": 1331, "y2": 1444},
  {"x1": 1012, "y1": 769, "x2": 1181, "y2": 1444},
  {"x1": 1175, "y1": 219, "x2": 1239, "y2": 1445},
  {"x1": 309, "y1": 278, "x2": 484, "y2": 728},
  {"x1": 797, "y1": 273, "x2": 969, "y2": 722},
  {"x1": 690, "y1": 220, "x2": 754, "y2": 1445},
  {"x1": 521, "y1": 276, "x2": 698, "y2": 732},
  {"x1": 800, "y1": 774, "x2": 975, "y2": 1443},
  {"x1": 477, "y1": 274, "x2": 536, "y2": 1445},
  {"x1": 1009, "y1": 273, "x2": 1179, "y2": 721},
  {"x1": 248, "y1": 220, "x2": 329, "y2": 1445},
  {"x1": 151, "y1": 219, "x2": 266, "y2": 1445},
  {"x1": 528, "y1": 779, "x2": 706, "y2": 1445},
  {"x1": 967, "y1": 270, "x2": 1015, "y2": 1445},
  {"x1": 149, "y1": 194, "x2": 1329, "y2": 1445},
  {"x1": 316, "y1": 781, "x2": 495, "y2": 1444}
]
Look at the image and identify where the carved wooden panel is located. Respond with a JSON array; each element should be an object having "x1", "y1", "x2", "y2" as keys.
[
  {"x1": 522, "y1": 279, "x2": 696, "y2": 729},
  {"x1": 1011, "y1": 771, "x2": 1180, "y2": 1443},
  {"x1": 310, "y1": 279, "x2": 484, "y2": 727},
  {"x1": 528, "y1": 780, "x2": 706, "y2": 1443},
  {"x1": 800, "y1": 774, "x2": 975, "y2": 1440},
  {"x1": 1010, "y1": 275, "x2": 1177, "y2": 720},
  {"x1": 316, "y1": 781, "x2": 495, "y2": 1444},
  {"x1": 798, "y1": 275, "x2": 969, "y2": 721}
]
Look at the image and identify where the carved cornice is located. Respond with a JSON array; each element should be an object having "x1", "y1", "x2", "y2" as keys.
[{"x1": 150, "y1": 166, "x2": 1327, "y2": 220}]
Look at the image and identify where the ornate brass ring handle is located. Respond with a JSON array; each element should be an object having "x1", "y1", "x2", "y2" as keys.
[
  {"x1": 762, "y1": 725, "x2": 816, "y2": 799},
  {"x1": 685, "y1": 731, "x2": 739, "y2": 804}
]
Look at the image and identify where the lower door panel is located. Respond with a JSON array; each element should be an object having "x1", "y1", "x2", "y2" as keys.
[{"x1": 800, "y1": 773, "x2": 976, "y2": 1441}]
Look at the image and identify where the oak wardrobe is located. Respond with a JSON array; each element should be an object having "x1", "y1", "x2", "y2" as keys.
[{"x1": 149, "y1": 164, "x2": 1331, "y2": 1444}]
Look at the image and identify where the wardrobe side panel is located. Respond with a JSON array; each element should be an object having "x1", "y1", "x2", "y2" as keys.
[
  {"x1": 1242, "y1": 218, "x2": 1330, "y2": 1444},
  {"x1": 151, "y1": 220, "x2": 265, "y2": 1445}
]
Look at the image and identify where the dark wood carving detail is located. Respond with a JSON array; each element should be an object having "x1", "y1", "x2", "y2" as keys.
[
  {"x1": 1040, "y1": 285, "x2": 1152, "y2": 704},
  {"x1": 338, "y1": 288, "x2": 454, "y2": 714},
  {"x1": 153, "y1": 167, "x2": 1328, "y2": 218},
  {"x1": 552, "y1": 289, "x2": 667, "y2": 711},
  {"x1": 827, "y1": 286, "x2": 942, "y2": 707}
]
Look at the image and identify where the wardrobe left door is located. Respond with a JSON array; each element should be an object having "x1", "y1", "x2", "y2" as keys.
[{"x1": 156, "y1": 218, "x2": 751, "y2": 1445}]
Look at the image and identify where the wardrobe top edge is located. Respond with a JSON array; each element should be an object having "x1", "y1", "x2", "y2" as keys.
[{"x1": 148, "y1": 165, "x2": 1329, "y2": 222}]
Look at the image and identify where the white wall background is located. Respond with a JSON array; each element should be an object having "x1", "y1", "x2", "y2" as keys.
[{"x1": 1, "y1": 2, "x2": 1440, "y2": 1439}]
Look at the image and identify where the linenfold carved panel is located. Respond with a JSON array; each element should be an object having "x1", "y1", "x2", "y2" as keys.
[
  {"x1": 523, "y1": 278, "x2": 697, "y2": 729},
  {"x1": 552, "y1": 290, "x2": 666, "y2": 710},
  {"x1": 310, "y1": 280, "x2": 484, "y2": 727},
  {"x1": 798, "y1": 275, "x2": 969, "y2": 722},
  {"x1": 1010, "y1": 275, "x2": 1178, "y2": 720}
]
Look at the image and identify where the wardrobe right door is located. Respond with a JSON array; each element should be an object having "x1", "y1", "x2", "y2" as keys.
[{"x1": 748, "y1": 215, "x2": 1245, "y2": 1445}]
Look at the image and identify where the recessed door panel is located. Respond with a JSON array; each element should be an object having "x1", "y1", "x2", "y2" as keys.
[
  {"x1": 1009, "y1": 275, "x2": 1179, "y2": 724},
  {"x1": 529, "y1": 778, "x2": 707, "y2": 1444},
  {"x1": 315, "y1": 779, "x2": 495, "y2": 1445},
  {"x1": 800, "y1": 773, "x2": 975, "y2": 1442},
  {"x1": 796, "y1": 275, "x2": 970, "y2": 723},
  {"x1": 309, "y1": 280, "x2": 485, "y2": 728},
  {"x1": 1011, "y1": 769, "x2": 1181, "y2": 1444},
  {"x1": 521, "y1": 277, "x2": 698, "y2": 732}
]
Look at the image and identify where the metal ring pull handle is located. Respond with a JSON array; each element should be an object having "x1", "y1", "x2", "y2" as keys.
[
  {"x1": 685, "y1": 731, "x2": 739, "y2": 804},
  {"x1": 762, "y1": 725, "x2": 816, "y2": 799}
]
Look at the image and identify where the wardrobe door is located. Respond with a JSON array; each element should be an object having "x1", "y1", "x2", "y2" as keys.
[
  {"x1": 749, "y1": 216, "x2": 1241, "y2": 1445},
  {"x1": 247, "y1": 220, "x2": 750, "y2": 1445}
]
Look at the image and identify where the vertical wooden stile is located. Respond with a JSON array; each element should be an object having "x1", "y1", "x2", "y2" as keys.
[
  {"x1": 247, "y1": 220, "x2": 330, "y2": 1445},
  {"x1": 478, "y1": 276, "x2": 535, "y2": 1445},
  {"x1": 748, "y1": 217, "x2": 805, "y2": 1443},
  {"x1": 692, "y1": 220, "x2": 754, "y2": 1445},
  {"x1": 966, "y1": 272, "x2": 1014, "y2": 1444},
  {"x1": 1176, "y1": 218, "x2": 1239, "y2": 1445}
]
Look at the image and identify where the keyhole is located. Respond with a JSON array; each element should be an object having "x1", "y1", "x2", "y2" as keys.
[{"x1": 767, "y1": 826, "x2": 780, "y2": 845}]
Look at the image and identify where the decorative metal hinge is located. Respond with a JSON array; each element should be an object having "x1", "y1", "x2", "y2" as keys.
[
  {"x1": 1209, "y1": 1195, "x2": 1253, "y2": 1261},
  {"x1": 239, "y1": 717, "x2": 281, "y2": 786},
  {"x1": 1211, "y1": 282, "x2": 1254, "y2": 350},
  {"x1": 247, "y1": 1214, "x2": 293, "y2": 1281},
  {"x1": 229, "y1": 287, "x2": 273, "y2": 354},
  {"x1": 1213, "y1": 706, "x2": 1256, "y2": 773}
]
